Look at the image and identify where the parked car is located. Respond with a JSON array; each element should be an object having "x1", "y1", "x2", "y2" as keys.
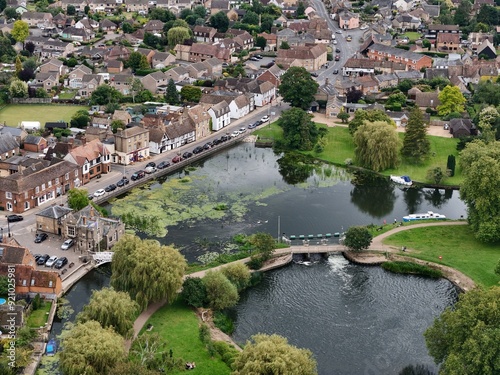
[
  {"x1": 220, "y1": 135, "x2": 230, "y2": 142},
  {"x1": 192, "y1": 146, "x2": 204, "y2": 154},
  {"x1": 54, "y1": 257, "x2": 68, "y2": 269},
  {"x1": 61, "y1": 239, "x2": 74, "y2": 250},
  {"x1": 116, "y1": 178, "x2": 127, "y2": 187},
  {"x1": 239, "y1": 127, "x2": 247, "y2": 134},
  {"x1": 333, "y1": 69, "x2": 339, "y2": 74},
  {"x1": 260, "y1": 115, "x2": 270, "y2": 123},
  {"x1": 255, "y1": 54, "x2": 263, "y2": 59},
  {"x1": 333, "y1": 40, "x2": 338, "y2": 45},
  {"x1": 212, "y1": 138, "x2": 221, "y2": 145},
  {"x1": 252, "y1": 121, "x2": 261, "y2": 127},
  {"x1": 182, "y1": 152, "x2": 193, "y2": 159},
  {"x1": 94, "y1": 189, "x2": 105, "y2": 197},
  {"x1": 88, "y1": 194, "x2": 94, "y2": 200},
  {"x1": 203, "y1": 143, "x2": 211, "y2": 150},
  {"x1": 346, "y1": 35, "x2": 352, "y2": 41},
  {"x1": 248, "y1": 122, "x2": 257, "y2": 129},
  {"x1": 36, "y1": 254, "x2": 50, "y2": 265},
  {"x1": 146, "y1": 161, "x2": 156, "y2": 168},
  {"x1": 231, "y1": 130, "x2": 240, "y2": 138},
  {"x1": 34, "y1": 233, "x2": 49, "y2": 243},
  {"x1": 172, "y1": 155, "x2": 183, "y2": 163},
  {"x1": 131, "y1": 170, "x2": 145, "y2": 180},
  {"x1": 7, "y1": 215, "x2": 23, "y2": 223},
  {"x1": 104, "y1": 184, "x2": 117, "y2": 192},
  {"x1": 311, "y1": 72, "x2": 318, "y2": 77},
  {"x1": 157, "y1": 161, "x2": 171, "y2": 169},
  {"x1": 34, "y1": 254, "x2": 42, "y2": 261},
  {"x1": 335, "y1": 30, "x2": 342, "y2": 34},
  {"x1": 45, "y1": 256, "x2": 58, "y2": 267},
  {"x1": 145, "y1": 166, "x2": 157, "y2": 174}
]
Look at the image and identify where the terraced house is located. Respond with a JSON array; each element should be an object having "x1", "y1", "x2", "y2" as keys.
[{"x1": 63, "y1": 139, "x2": 111, "y2": 184}]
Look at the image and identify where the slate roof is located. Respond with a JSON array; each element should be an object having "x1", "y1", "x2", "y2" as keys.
[
  {"x1": 24, "y1": 135, "x2": 43, "y2": 144},
  {"x1": 0, "y1": 133, "x2": 20, "y2": 153},
  {"x1": 36, "y1": 204, "x2": 73, "y2": 219}
]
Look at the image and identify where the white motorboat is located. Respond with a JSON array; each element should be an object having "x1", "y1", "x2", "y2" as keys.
[
  {"x1": 403, "y1": 211, "x2": 446, "y2": 222},
  {"x1": 390, "y1": 175, "x2": 412, "y2": 186}
]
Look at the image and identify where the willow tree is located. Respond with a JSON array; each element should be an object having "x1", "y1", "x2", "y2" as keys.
[
  {"x1": 77, "y1": 287, "x2": 139, "y2": 338},
  {"x1": 111, "y1": 235, "x2": 187, "y2": 310},
  {"x1": 354, "y1": 121, "x2": 401, "y2": 172},
  {"x1": 59, "y1": 320, "x2": 125, "y2": 375},
  {"x1": 232, "y1": 334, "x2": 317, "y2": 375},
  {"x1": 203, "y1": 270, "x2": 239, "y2": 311}
]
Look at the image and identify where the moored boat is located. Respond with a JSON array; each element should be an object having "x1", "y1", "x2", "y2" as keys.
[
  {"x1": 46, "y1": 339, "x2": 57, "y2": 356},
  {"x1": 390, "y1": 175, "x2": 413, "y2": 186},
  {"x1": 403, "y1": 211, "x2": 446, "y2": 222}
]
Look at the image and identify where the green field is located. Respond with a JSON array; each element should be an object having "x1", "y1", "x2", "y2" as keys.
[
  {"x1": 139, "y1": 300, "x2": 231, "y2": 375},
  {"x1": 0, "y1": 105, "x2": 89, "y2": 127},
  {"x1": 403, "y1": 32, "x2": 422, "y2": 41},
  {"x1": 383, "y1": 226, "x2": 500, "y2": 288},
  {"x1": 26, "y1": 301, "x2": 52, "y2": 328}
]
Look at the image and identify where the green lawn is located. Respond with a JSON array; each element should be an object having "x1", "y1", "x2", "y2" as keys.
[
  {"x1": 0, "y1": 105, "x2": 89, "y2": 128},
  {"x1": 403, "y1": 32, "x2": 422, "y2": 41},
  {"x1": 27, "y1": 301, "x2": 52, "y2": 329},
  {"x1": 383, "y1": 226, "x2": 500, "y2": 288},
  {"x1": 138, "y1": 300, "x2": 231, "y2": 375},
  {"x1": 58, "y1": 91, "x2": 77, "y2": 100}
]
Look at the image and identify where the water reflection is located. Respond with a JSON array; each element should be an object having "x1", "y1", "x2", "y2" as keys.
[
  {"x1": 350, "y1": 171, "x2": 396, "y2": 219},
  {"x1": 277, "y1": 152, "x2": 315, "y2": 185}
]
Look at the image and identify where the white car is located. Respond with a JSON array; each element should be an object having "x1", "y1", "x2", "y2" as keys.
[
  {"x1": 239, "y1": 127, "x2": 247, "y2": 133},
  {"x1": 335, "y1": 30, "x2": 342, "y2": 34},
  {"x1": 260, "y1": 115, "x2": 270, "y2": 123},
  {"x1": 333, "y1": 40, "x2": 338, "y2": 45},
  {"x1": 61, "y1": 239, "x2": 74, "y2": 250},
  {"x1": 231, "y1": 130, "x2": 240, "y2": 138},
  {"x1": 45, "y1": 256, "x2": 58, "y2": 267},
  {"x1": 94, "y1": 189, "x2": 105, "y2": 197}
]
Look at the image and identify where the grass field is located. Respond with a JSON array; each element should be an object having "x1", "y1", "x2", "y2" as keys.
[
  {"x1": 383, "y1": 226, "x2": 500, "y2": 288},
  {"x1": 27, "y1": 301, "x2": 52, "y2": 328},
  {"x1": 0, "y1": 105, "x2": 88, "y2": 127},
  {"x1": 403, "y1": 32, "x2": 422, "y2": 41},
  {"x1": 139, "y1": 300, "x2": 231, "y2": 375}
]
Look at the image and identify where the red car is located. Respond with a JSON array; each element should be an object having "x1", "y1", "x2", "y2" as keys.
[
  {"x1": 172, "y1": 155, "x2": 183, "y2": 163},
  {"x1": 335, "y1": 55, "x2": 340, "y2": 61}
]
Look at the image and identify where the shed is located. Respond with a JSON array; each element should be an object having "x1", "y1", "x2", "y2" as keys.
[{"x1": 20, "y1": 121, "x2": 41, "y2": 130}]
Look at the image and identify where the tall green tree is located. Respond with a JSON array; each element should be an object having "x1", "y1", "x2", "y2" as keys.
[
  {"x1": 0, "y1": 33, "x2": 16, "y2": 63},
  {"x1": 202, "y1": 270, "x2": 239, "y2": 311},
  {"x1": 249, "y1": 232, "x2": 276, "y2": 261},
  {"x1": 232, "y1": 334, "x2": 317, "y2": 375},
  {"x1": 126, "y1": 51, "x2": 150, "y2": 72},
  {"x1": 278, "y1": 107, "x2": 319, "y2": 151},
  {"x1": 424, "y1": 287, "x2": 500, "y2": 375},
  {"x1": 221, "y1": 263, "x2": 251, "y2": 292},
  {"x1": 210, "y1": 11, "x2": 229, "y2": 32},
  {"x1": 348, "y1": 109, "x2": 394, "y2": 135},
  {"x1": 296, "y1": 1, "x2": 306, "y2": 17},
  {"x1": 193, "y1": 5, "x2": 206, "y2": 18},
  {"x1": 181, "y1": 277, "x2": 207, "y2": 307},
  {"x1": 242, "y1": 10, "x2": 259, "y2": 24},
  {"x1": 437, "y1": 85, "x2": 466, "y2": 116},
  {"x1": 402, "y1": 107, "x2": 430, "y2": 161},
  {"x1": 111, "y1": 235, "x2": 187, "y2": 310},
  {"x1": 342, "y1": 226, "x2": 373, "y2": 251},
  {"x1": 67, "y1": 189, "x2": 90, "y2": 211},
  {"x1": 255, "y1": 35, "x2": 267, "y2": 49},
  {"x1": 180, "y1": 85, "x2": 202, "y2": 102},
  {"x1": 453, "y1": 0, "x2": 472, "y2": 26},
  {"x1": 70, "y1": 109, "x2": 90, "y2": 128},
  {"x1": 167, "y1": 26, "x2": 191, "y2": 47},
  {"x1": 9, "y1": 79, "x2": 28, "y2": 98},
  {"x1": 164, "y1": 78, "x2": 180, "y2": 104},
  {"x1": 59, "y1": 320, "x2": 126, "y2": 375},
  {"x1": 459, "y1": 140, "x2": 500, "y2": 242},
  {"x1": 477, "y1": 105, "x2": 499, "y2": 142},
  {"x1": 128, "y1": 77, "x2": 144, "y2": 103},
  {"x1": 11, "y1": 20, "x2": 29, "y2": 47},
  {"x1": 77, "y1": 287, "x2": 139, "y2": 338},
  {"x1": 354, "y1": 121, "x2": 401, "y2": 171},
  {"x1": 90, "y1": 85, "x2": 123, "y2": 105},
  {"x1": 15, "y1": 55, "x2": 22, "y2": 77},
  {"x1": 278, "y1": 67, "x2": 319, "y2": 109}
]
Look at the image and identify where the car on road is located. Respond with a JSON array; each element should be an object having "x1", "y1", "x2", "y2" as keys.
[
  {"x1": 203, "y1": 142, "x2": 211, "y2": 150},
  {"x1": 335, "y1": 30, "x2": 342, "y2": 34},
  {"x1": 239, "y1": 127, "x2": 247, "y2": 134},
  {"x1": 230, "y1": 130, "x2": 240, "y2": 138},
  {"x1": 335, "y1": 48, "x2": 341, "y2": 53},
  {"x1": 346, "y1": 35, "x2": 352, "y2": 42},
  {"x1": 131, "y1": 170, "x2": 145, "y2": 180},
  {"x1": 7, "y1": 215, "x2": 23, "y2": 223},
  {"x1": 192, "y1": 146, "x2": 204, "y2": 154},
  {"x1": 333, "y1": 69, "x2": 339, "y2": 74},
  {"x1": 54, "y1": 257, "x2": 68, "y2": 269},
  {"x1": 36, "y1": 254, "x2": 50, "y2": 265},
  {"x1": 249, "y1": 57, "x2": 259, "y2": 61},
  {"x1": 212, "y1": 138, "x2": 221, "y2": 145},
  {"x1": 94, "y1": 189, "x2": 105, "y2": 197},
  {"x1": 248, "y1": 122, "x2": 257, "y2": 129},
  {"x1": 172, "y1": 155, "x2": 183, "y2": 163},
  {"x1": 34, "y1": 233, "x2": 49, "y2": 243},
  {"x1": 116, "y1": 177, "x2": 129, "y2": 187},
  {"x1": 311, "y1": 72, "x2": 318, "y2": 77},
  {"x1": 335, "y1": 55, "x2": 340, "y2": 61},
  {"x1": 61, "y1": 239, "x2": 74, "y2": 250},
  {"x1": 333, "y1": 40, "x2": 338, "y2": 45},
  {"x1": 145, "y1": 166, "x2": 157, "y2": 174},
  {"x1": 182, "y1": 152, "x2": 193, "y2": 159},
  {"x1": 146, "y1": 161, "x2": 156, "y2": 168},
  {"x1": 157, "y1": 161, "x2": 171, "y2": 169},
  {"x1": 45, "y1": 256, "x2": 58, "y2": 267},
  {"x1": 260, "y1": 115, "x2": 270, "y2": 123},
  {"x1": 104, "y1": 184, "x2": 117, "y2": 192}
]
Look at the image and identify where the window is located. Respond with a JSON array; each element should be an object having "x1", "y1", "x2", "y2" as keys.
[
  {"x1": 24, "y1": 192, "x2": 28, "y2": 199},
  {"x1": 6, "y1": 192, "x2": 12, "y2": 199},
  {"x1": 36, "y1": 186, "x2": 40, "y2": 194},
  {"x1": 75, "y1": 170, "x2": 78, "y2": 177},
  {"x1": 25, "y1": 202, "x2": 30, "y2": 210},
  {"x1": 48, "y1": 181, "x2": 52, "y2": 187},
  {"x1": 65, "y1": 173, "x2": 69, "y2": 180},
  {"x1": 49, "y1": 281, "x2": 53, "y2": 287},
  {"x1": 22, "y1": 280, "x2": 27, "y2": 286},
  {"x1": 31, "y1": 279, "x2": 35, "y2": 286},
  {"x1": 68, "y1": 226, "x2": 75, "y2": 236},
  {"x1": 42, "y1": 183, "x2": 46, "y2": 191}
]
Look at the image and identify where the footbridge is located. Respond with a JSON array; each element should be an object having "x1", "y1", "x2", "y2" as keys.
[
  {"x1": 276, "y1": 244, "x2": 346, "y2": 255},
  {"x1": 92, "y1": 251, "x2": 114, "y2": 265}
]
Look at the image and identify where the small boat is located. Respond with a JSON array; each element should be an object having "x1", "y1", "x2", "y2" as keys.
[
  {"x1": 403, "y1": 211, "x2": 446, "y2": 222},
  {"x1": 390, "y1": 175, "x2": 412, "y2": 186},
  {"x1": 46, "y1": 339, "x2": 57, "y2": 356}
]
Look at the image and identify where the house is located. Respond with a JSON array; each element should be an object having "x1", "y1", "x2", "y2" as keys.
[
  {"x1": 39, "y1": 58, "x2": 65, "y2": 75},
  {"x1": 23, "y1": 135, "x2": 47, "y2": 153},
  {"x1": 0, "y1": 127, "x2": 27, "y2": 148},
  {"x1": 141, "y1": 71, "x2": 169, "y2": 94},
  {"x1": 33, "y1": 72, "x2": 59, "y2": 92},
  {"x1": 188, "y1": 43, "x2": 232, "y2": 63},
  {"x1": 0, "y1": 133, "x2": 20, "y2": 161},
  {"x1": 152, "y1": 51, "x2": 176, "y2": 69},
  {"x1": 193, "y1": 26, "x2": 217, "y2": 43},
  {"x1": 61, "y1": 26, "x2": 95, "y2": 42},
  {"x1": 74, "y1": 17, "x2": 99, "y2": 31},
  {"x1": 149, "y1": 120, "x2": 196, "y2": 154},
  {"x1": 187, "y1": 104, "x2": 211, "y2": 141},
  {"x1": 275, "y1": 44, "x2": 328, "y2": 71},
  {"x1": 473, "y1": 0, "x2": 494, "y2": 12},
  {"x1": 449, "y1": 118, "x2": 476, "y2": 137},
  {"x1": 78, "y1": 75, "x2": 103, "y2": 98},
  {"x1": 107, "y1": 60, "x2": 124, "y2": 74},
  {"x1": 354, "y1": 75, "x2": 380, "y2": 94},
  {"x1": 0, "y1": 263, "x2": 62, "y2": 298},
  {"x1": 208, "y1": 101, "x2": 231, "y2": 131},
  {"x1": 436, "y1": 32, "x2": 460, "y2": 51},
  {"x1": 0, "y1": 241, "x2": 36, "y2": 267},
  {"x1": 113, "y1": 125, "x2": 150, "y2": 165},
  {"x1": 112, "y1": 110, "x2": 132, "y2": 125},
  {"x1": 53, "y1": 13, "x2": 68, "y2": 29},
  {"x1": 393, "y1": 0, "x2": 415, "y2": 11},
  {"x1": 342, "y1": 58, "x2": 407, "y2": 76},
  {"x1": 38, "y1": 40, "x2": 75, "y2": 58},
  {"x1": 415, "y1": 90, "x2": 440, "y2": 110},
  {"x1": 231, "y1": 30, "x2": 254, "y2": 50},
  {"x1": 421, "y1": 4, "x2": 440, "y2": 18},
  {"x1": 467, "y1": 32, "x2": 493, "y2": 50},
  {"x1": 68, "y1": 65, "x2": 93, "y2": 88},
  {"x1": 392, "y1": 14, "x2": 421, "y2": 31},
  {"x1": 257, "y1": 32, "x2": 278, "y2": 51},
  {"x1": 188, "y1": 62, "x2": 209, "y2": 79},
  {"x1": 21, "y1": 11, "x2": 52, "y2": 27},
  {"x1": 45, "y1": 122, "x2": 68, "y2": 132},
  {"x1": 144, "y1": 20, "x2": 164, "y2": 34},
  {"x1": 375, "y1": 73, "x2": 399, "y2": 88},
  {"x1": 136, "y1": 48, "x2": 156, "y2": 66},
  {"x1": 0, "y1": 158, "x2": 81, "y2": 213},
  {"x1": 35, "y1": 204, "x2": 73, "y2": 235},
  {"x1": 63, "y1": 139, "x2": 111, "y2": 184},
  {"x1": 105, "y1": 45, "x2": 130, "y2": 61},
  {"x1": 100, "y1": 19, "x2": 117, "y2": 33},
  {"x1": 427, "y1": 24, "x2": 460, "y2": 41},
  {"x1": 203, "y1": 57, "x2": 223, "y2": 79},
  {"x1": 257, "y1": 64, "x2": 285, "y2": 87},
  {"x1": 338, "y1": 10, "x2": 360, "y2": 30},
  {"x1": 476, "y1": 39, "x2": 497, "y2": 60},
  {"x1": 110, "y1": 74, "x2": 133, "y2": 95},
  {"x1": 125, "y1": 0, "x2": 148, "y2": 12},
  {"x1": 210, "y1": 0, "x2": 230, "y2": 14},
  {"x1": 365, "y1": 43, "x2": 433, "y2": 71},
  {"x1": 62, "y1": 205, "x2": 125, "y2": 253}
]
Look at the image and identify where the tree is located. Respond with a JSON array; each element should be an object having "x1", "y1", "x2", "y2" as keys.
[
  {"x1": 90, "y1": 85, "x2": 123, "y2": 105},
  {"x1": 399, "y1": 365, "x2": 436, "y2": 375},
  {"x1": 11, "y1": 20, "x2": 29, "y2": 47},
  {"x1": 77, "y1": 287, "x2": 139, "y2": 338},
  {"x1": 280, "y1": 41, "x2": 290, "y2": 49},
  {"x1": 0, "y1": 275, "x2": 8, "y2": 295},
  {"x1": 260, "y1": 14, "x2": 274, "y2": 33},
  {"x1": 193, "y1": 5, "x2": 206, "y2": 18},
  {"x1": 70, "y1": 109, "x2": 90, "y2": 128},
  {"x1": 59, "y1": 320, "x2": 126, "y2": 375},
  {"x1": 0, "y1": 0, "x2": 6, "y2": 12},
  {"x1": 221, "y1": 263, "x2": 251, "y2": 291},
  {"x1": 255, "y1": 36, "x2": 267, "y2": 49},
  {"x1": 426, "y1": 166, "x2": 446, "y2": 184},
  {"x1": 278, "y1": 67, "x2": 319, "y2": 110},
  {"x1": 15, "y1": 55, "x2": 22, "y2": 77},
  {"x1": 111, "y1": 119, "x2": 125, "y2": 133},
  {"x1": 242, "y1": 10, "x2": 259, "y2": 24},
  {"x1": 0, "y1": 34, "x2": 17, "y2": 63},
  {"x1": 111, "y1": 235, "x2": 187, "y2": 310},
  {"x1": 249, "y1": 232, "x2": 276, "y2": 261},
  {"x1": 122, "y1": 22, "x2": 134, "y2": 34},
  {"x1": 337, "y1": 111, "x2": 350, "y2": 123},
  {"x1": 232, "y1": 334, "x2": 317, "y2": 375},
  {"x1": 18, "y1": 67, "x2": 35, "y2": 82},
  {"x1": 164, "y1": 78, "x2": 180, "y2": 104},
  {"x1": 459, "y1": 140, "x2": 500, "y2": 242},
  {"x1": 348, "y1": 109, "x2": 394, "y2": 135},
  {"x1": 180, "y1": 85, "x2": 202, "y2": 102},
  {"x1": 386, "y1": 92, "x2": 407, "y2": 109},
  {"x1": 477, "y1": 105, "x2": 499, "y2": 142},
  {"x1": 437, "y1": 85, "x2": 466, "y2": 116},
  {"x1": 453, "y1": 0, "x2": 472, "y2": 26},
  {"x1": 424, "y1": 287, "x2": 500, "y2": 375},
  {"x1": 181, "y1": 277, "x2": 207, "y2": 307},
  {"x1": 446, "y1": 155, "x2": 456, "y2": 176},
  {"x1": 232, "y1": 63, "x2": 246, "y2": 78},
  {"x1": 210, "y1": 11, "x2": 229, "y2": 32},
  {"x1": 473, "y1": 80, "x2": 500, "y2": 106},
  {"x1": 296, "y1": 1, "x2": 306, "y2": 17},
  {"x1": 477, "y1": 4, "x2": 499, "y2": 26},
  {"x1": 202, "y1": 270, "x2": 239, "y2": 311},
  {"x1": 126, "y1": 51, "x2": 150, "y2": 72},
  {"x1": 128, "y1": 77, "x2": 144, "y2": 103},
  {"x1": 9, "y1": 79, "x2": 28, "y2": 98},
  {"x1": 149, "y1": 8, "x2": 176, "y2": 22},
  {"x1": 402, "y1": 107, "x2": 430, "y2": 161},
  {"x1": 167, "y1": 26, "x2": 190, "y2": 47},
  {"x1": 278, "y1": 107, "x2": 319, "y2": 151},
  {"x1": 342, "y1": 226, "x2": 372, "y2": 251},
  {"x1": 4, "y1": 7, "x2": 18, "y2": 20},
  {"x1": 67, "y1": 189, "x2": 90, "y2": 211},
  {"x1": 422, "y1": 39, "x2": 432, "y2": 49},
  {"x1": 67, "y1": 4, "x2": 76, "y2": 14},
  {"x1": 354, "y1": 121, "x2": 401, "y2": 171},
  {"x1": 35, "y1": 87, "x2": 49, "y2": 98},
  {"x1": 346, "y1": 88, "x2": 363, "y2": 103}
]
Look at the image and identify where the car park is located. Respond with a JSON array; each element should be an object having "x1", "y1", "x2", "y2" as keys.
[
  {"x1": 45, "y1": 256, "x2": 58, "y2": 267},
  {"x1": 104, "y1": 184, "x2": 117, "y2": 192},
  {"x1": 131, "y1": 170, "x2": 145, "y2": 180},
  {"x1": 7, "y1": 215, "x2": 23, "y2": 223},
  {"x1": 34, "y1": 233, "x2": 49, "y2": 243},
  {"x1": 172, "y1": 155, "x2": 183, "y2": 163},
  {"x1": 94, "y1": 189, "x2": 105, "y2": 197},
  {"x1": 157, "y1": 161, "x2": 171, "y2": 169},
  {"x1": 54, "y1": 257, "x2": 68, "y2": 269},
  {"x1": 61, "y1": 239, "x2": 74, "y2": 250},
  {"x1": 231, "y1": 130, "x2": 240, "y2": 138},
  {"x1": 182, "y1": 152, "x2": 193, "y2": 159},
  {"x1": 145, "y1": 166, "x2": 157, "y2": 174},
  {"x1": 192, "y1": 146, "x2": 204, "y2": 154},
  {"x1": 36, "y1": 254, "x2": 50, "y2": 265}
]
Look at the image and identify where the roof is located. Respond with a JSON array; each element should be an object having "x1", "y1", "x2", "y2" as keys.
[
  {"x1": 24, "y1": 135, "x2": 44, "y2": 144},
  {"x1": 415, "y1": 92, "x2": 440, "y2": 107},
  {"x1": 0, "y1": 244, "x2": 32, "y2": 265},
  {"x1": 45, "y1": 122, "x2": 68, "y2": 129},
  {"x1": 209, "y1": 101, "x2": 230, "y2": 116},
  {"x1": 0, "y1": 133, "x2": 20, "y2": 153},
  {"x1": 66, "y1": 139, "x2": 105, "y2": 166},
  {"x1": 36, "y1": 204, "x2": 73, "y2": 219},
  {"x1": 428, "y1": 24, "x2": 460, "y2": 31},
  {"x1": 277, "y1": 44, "x2": 327, "y2": 60},
  {"x1": 164, "y1": 121, "x2": 195, "y2": 139},
  {"x1": 368, "y1": 43, "x2": 429, "y2": 62}
]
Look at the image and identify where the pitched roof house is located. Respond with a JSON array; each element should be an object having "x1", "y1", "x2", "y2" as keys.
[{"x1": 63, "y1": 139, "x2": 111, "y2": 184}]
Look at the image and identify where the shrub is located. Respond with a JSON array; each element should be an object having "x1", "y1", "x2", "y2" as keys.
[
  {"x1": 212, "y1": 341, "x2": 239, "y2": 367},
  {"x1": 181, "y1": 277, "x2": 207, "y2": 307},
  {"x1": 199, "y1": 323, "x2": 211, "y2": 345},
  {"x1": 381, "y1": 261, "x2": 443, "y2": 278},
  {"x1": 247, "y1": 256, "x2": 264, "y2": 270},
  {"x1": 213, "y1": 311, "x2": 234, "y2": 334}
]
